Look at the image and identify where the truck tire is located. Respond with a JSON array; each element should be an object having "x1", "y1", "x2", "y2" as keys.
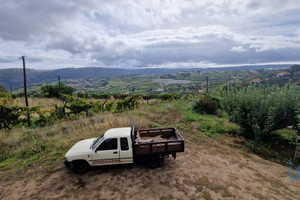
[
  {"x1": 72, "y1": 160, "x2": 90, "y2": 174},
  {"x1": 146, "y1": 155, "x2": 160, "y2": 169}
]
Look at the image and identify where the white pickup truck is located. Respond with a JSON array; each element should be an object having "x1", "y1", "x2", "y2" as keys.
[{"x1": 64, "y1": 127, "x2": 184, "y2": 173}]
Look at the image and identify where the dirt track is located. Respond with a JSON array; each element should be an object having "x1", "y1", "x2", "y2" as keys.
[{"x1": 1, "y1": 138, "x2": 299, "y2": 200}]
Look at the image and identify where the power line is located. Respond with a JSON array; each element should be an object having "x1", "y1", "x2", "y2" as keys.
[
  {"x1": 0, "y1": 55, "x2": 87, "y2": 62},
  {"x1": 0, "y1": 55, "x2": 19, "y2": 59}
]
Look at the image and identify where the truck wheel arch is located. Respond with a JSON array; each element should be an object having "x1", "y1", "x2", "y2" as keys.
[
  {"x1": 71, "y1": 160, "x2": 90, "y2": 174},
  {"x1": 145, "y1": 155, "x2": 161, "y2": 169}
]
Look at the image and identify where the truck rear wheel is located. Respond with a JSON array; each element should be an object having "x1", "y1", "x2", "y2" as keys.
[
  {"x1": 72, "y1": 160, "x2": 90, "y2": 174},
  {"x1": 146, "y1": 155, "x2": 160, "y2": 169}
]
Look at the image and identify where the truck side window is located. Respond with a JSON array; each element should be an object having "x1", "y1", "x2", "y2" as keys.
[
  {"x1": 97, "y1": 138, "x2": 117, "y2": 151},
  {"x1": 120, "y1": 138, "x2": 129, "y2": 151}
]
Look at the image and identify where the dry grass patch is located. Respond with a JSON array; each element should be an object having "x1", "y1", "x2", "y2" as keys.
[{"x1": 0, "y1": 108, "x2": 153, "y2": 181}]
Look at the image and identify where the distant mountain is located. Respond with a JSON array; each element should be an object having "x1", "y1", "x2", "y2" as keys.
[
  {"x1": 189, "y1": 64, "x2": 292, "y2": 72},
  {"x1": 0, "y1": 64, "x2": 292, "y2": 90},
  {"x1": 0, "y1": 67, "x2": 184, "y2": 89}
]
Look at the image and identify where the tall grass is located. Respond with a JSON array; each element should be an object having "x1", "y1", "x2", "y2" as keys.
[{"x1": 0, "y1": 109, "x2": 153, "y2": 179}]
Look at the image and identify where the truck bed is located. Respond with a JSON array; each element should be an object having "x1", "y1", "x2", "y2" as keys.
[{"x1": 132, "y1": 127, "x2": 184, "y2": 156}]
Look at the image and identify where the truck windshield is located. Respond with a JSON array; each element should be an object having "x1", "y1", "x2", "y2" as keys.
[{"x1": 91, "y1": 135, "x2": 104, "y2": 149}]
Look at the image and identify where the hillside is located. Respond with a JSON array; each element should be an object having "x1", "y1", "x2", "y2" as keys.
[
  {"x1": 0, "y1": 100, "x2": 299, "y2": 199},
  {"x1": 0, "y1": 64, "x2": 292, "y2": 90},
  {"x1": 0, "y1": 67, "x2": 184, "y2": 90}
]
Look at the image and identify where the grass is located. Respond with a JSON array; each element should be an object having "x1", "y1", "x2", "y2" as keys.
[
  {"x1": 0, "y1": 99, "x2": 189, "y2": 181},
  {"x1": 173, "y1": 100, "x2": 240, "y2": 140},
  {"x1": 0, "y1": 109, "x2": 153, "y2": 180},
  {"x1": 11, "y1": 97, "x2": 63, "y2": 110},
  {"x1": 0, "y1": 98, "x2": 297, "y2": 181}
]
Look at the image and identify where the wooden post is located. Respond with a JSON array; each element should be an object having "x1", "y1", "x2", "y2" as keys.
[
  {"x1": 206, "y1": 76, "x2": 209, "y2": 93},
  {"x1": 58, "y1": 75, "x2": 61, "y2": 86},
  {"x1": 21, "y1": 56, "x2": 31, "y2": 127},
  {"x1": 10, "y1": 83, "x2": 12, "y2": 96},
  {"x1": 228, "y1": 73, "x2": 231, "y2": 91}
]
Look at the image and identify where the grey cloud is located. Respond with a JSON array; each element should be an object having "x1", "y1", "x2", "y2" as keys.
[
  {"x1": 0, "y1": 0, "x2": 300, "y2": 69},
  {"x1": 0, "y1": 0, "x2": 78, "y2": 40}
]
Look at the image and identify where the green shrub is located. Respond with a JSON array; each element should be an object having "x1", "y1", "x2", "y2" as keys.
[
  {"x1": 246, "y1": 140, "x2": 271, "y2": 154},
  {"x1": 192, "y1": 95, "x2": 219, "y2": 115},
  {"x1": 105, "y1": 102, "x2": 114, "y2": 111},
  {"x1": 0, "y1": 106, "x2": 22, "y2": 129},
  {"x1": 221, "y1": 85, "x2": 300, "y2": 141},
  {"x1": 68, "y1": 99, "x2": 92, "y2": 116},
  {"x1": 158, "y1": 93, "x2": 174, "y2": 101},
  {"x1": 41, "y1": 83, "x2": 74, "y2": 98},
  {"x1": 35, "y1": 110, "x2": 54, "y2": 127},
  {"x1": 51, "y1": 105, "x2": 65, "y2": 119}
]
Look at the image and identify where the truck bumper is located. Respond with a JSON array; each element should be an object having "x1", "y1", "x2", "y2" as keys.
[{"x1": 64, "y1": 160, "x2": 71, "y2": 168}]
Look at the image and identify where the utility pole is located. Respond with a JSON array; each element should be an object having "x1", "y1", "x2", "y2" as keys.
[
  {"x1": 291, "y1": 71, "x2": 294, "y2": 84},
  {"x1": 206, "y1": 76, "x2": 209, "y2": 93},
  {"x1": 10, "y1": 83, "x2": 12, "y2": 96},
  {"x1": 21, "y1": 56, "x2": 31, "y2": 127},
  {"x1": 228, "y1": 73, "x2": 231, "y2": 91},
  {"x1": 58, "y1": 75, "x2": 61, "y2": 86}
]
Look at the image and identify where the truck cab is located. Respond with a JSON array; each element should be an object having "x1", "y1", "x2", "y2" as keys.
[{"x1": 65, "y1": 127, "x2": 133, "y2": 173}]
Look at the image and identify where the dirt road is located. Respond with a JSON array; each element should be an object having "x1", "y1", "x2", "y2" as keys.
[{"x1": 1, "y1": 138, "x2": 299, "y2": 200}]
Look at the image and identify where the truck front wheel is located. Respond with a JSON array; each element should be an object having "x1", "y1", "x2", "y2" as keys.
[
  {"x1": 146, "y1": 155, "x2": 160, "y2": 169},
  {"x1": 72, "y1": 160, "x2": 90, "y2": 174}
]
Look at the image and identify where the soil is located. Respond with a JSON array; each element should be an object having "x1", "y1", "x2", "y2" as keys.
[{"x1": 1, "y1": 137, "x2": 299, "y2": 200}]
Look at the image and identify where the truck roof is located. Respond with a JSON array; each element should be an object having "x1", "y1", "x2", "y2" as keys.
[{"x1": 104, "y1": 127, "x2": 131, "y2": 138}]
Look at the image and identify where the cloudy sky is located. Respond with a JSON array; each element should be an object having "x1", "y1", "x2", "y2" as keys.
[{"x1": 0, "y1": 0, "x2": 300, "y2": 69}]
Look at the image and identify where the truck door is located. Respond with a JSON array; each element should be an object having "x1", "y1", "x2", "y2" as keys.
[
  {"x1": 91, "y1": 138, "x2": 120, "y2": 166},
  {"x1": 119, "y1": 137, "x2": 133, "y2": 164}
]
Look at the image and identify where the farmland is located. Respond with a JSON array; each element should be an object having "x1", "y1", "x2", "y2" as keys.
[
  {"x1": 0, "y1": 100, "x2": 300, "y2": 199},
  {"x1": 43, "y1": 66, "x2": 300, "y2": 95},
  {"x1": 0, "y1": 65, "x2": 300, "y2": 200}
]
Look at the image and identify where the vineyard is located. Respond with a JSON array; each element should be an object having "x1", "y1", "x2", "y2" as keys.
[{"x1": 1, "y1": 81, "x2": 299, "y2": 164}]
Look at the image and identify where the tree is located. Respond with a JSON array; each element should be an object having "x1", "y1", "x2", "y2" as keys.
[
  {"x1": 0, "y1": 85, "x2": 8, "y2": 97},
  {"x1": 68, "y1": 99, "x2": 92, "y2": 116},
  {"x1": 0, "y1": 85, "x2": 7, "y2": 93},
  {"x1": 192, "y1": 95, "x2": 219, "y2": 115},
  {"x1": 221, "y1": 85, "x2": 300, "y2": 141},
  {"x1": 41, "y1": 83, "x2": 74, "y2": 98},
  {"x1": 291, "y1": 64, "x2": 300, "y2": 72},
  {"x1": 0, "y1": 106, "x2": 21, "y2": 129},
  {"x1": 142, "y1": 94, "x2": 157, "y2": 104}
]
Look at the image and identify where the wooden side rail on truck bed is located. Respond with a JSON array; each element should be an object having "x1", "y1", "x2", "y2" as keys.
[{"x1": 132, "y1": 127, "x2": 184, "y2": 156}]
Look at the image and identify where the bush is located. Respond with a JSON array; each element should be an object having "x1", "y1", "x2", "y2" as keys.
[
  {"x1": 104, "y1": 102, "x2": 114, "y2": 111},
  {"x1": 0, "y1": 106, "x2": 22, "y2": 129},
  {"x1": 68, "y1": 99, "x2": 92, "y2": 116},
  {"x1": 41, "y1": 83, "x2": 74, "y2": 98},
  {"x1": 51, "y1": 105, "x2": 65, "y2": 119},
  {"x1": 192, "y1": 95, "x2": 219, "y2": 115},
  {"x1": 35, "y1": 110, "x2": 54, "y2": 127},
  {"x1": 221, "y1": 85, "x2": 300, "y2": 141},
  {"x1": 157, "y1": 93, "x2": 181, "y2": 101},
  {"x1": 0, "y1": 85, "x2": 10, "y2": 98}
]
